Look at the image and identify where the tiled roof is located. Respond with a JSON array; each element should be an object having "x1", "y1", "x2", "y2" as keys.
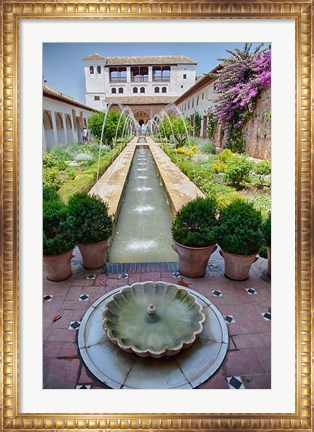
[
  {"x1": 82, "y1": 53, "x2": 106, "y2": 61},
  {"x1": 106, "y1": 55, "x2": 196, "y2": 66},
  {"x1": 43, "y1": 85, "x2": 95, "y2": 111},
  {"x1": 105, "y1": 95, "x2": 178, "y2": 105},
  {"x1": 82, "y1": 54, "x2": 196, "y2": 65}
]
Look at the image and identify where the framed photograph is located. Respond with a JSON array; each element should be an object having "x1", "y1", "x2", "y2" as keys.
[{"x1": 1, "y1": 1, "x2": 312, "y2": 431}]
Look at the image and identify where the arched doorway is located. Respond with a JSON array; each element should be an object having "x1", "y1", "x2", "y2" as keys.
[{"x1": 134, "y1": 110, "x2": 150, "y2": 125}]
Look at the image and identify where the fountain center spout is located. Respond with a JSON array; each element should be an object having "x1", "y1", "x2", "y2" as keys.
[{"x1": 147, "y1": 304, "x2": 157, "y2": 315}]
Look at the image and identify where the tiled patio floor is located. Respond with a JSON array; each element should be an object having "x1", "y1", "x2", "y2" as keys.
[{"x1": 43, "y1": 249, "x2": 271, "y2": 390}]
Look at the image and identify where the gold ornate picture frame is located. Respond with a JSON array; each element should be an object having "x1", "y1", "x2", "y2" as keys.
[{"x1": 0, "y1": 0, "x2": 312, "y2": 431}]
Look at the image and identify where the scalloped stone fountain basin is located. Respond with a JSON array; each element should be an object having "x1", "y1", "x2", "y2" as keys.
[{"x1": 102, "y1": 282, "x2": 205, "y2": 358}]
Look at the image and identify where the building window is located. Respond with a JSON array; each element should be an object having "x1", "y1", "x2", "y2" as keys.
[
  {"x1": 118, "y1": 87, "x2": 124, "y2": 94},
  {"x1": 109, "y1": 67, "x2": 127, "y2": 82},
  {"x1": 140, "y1": 87, "x2": 145, "y2": 93},
  {"x1": 111, "y1": 88, "x2": 117, "y2": 94},
  {"x1": 183, "y1": 74, "x2": 187, "y2": 79},
  {"x1": 97, "y1": 65, "x2": 101, "y2": 74},
  {"x1": 153, "y1": 66, "x2": 171, "y2": 82},
  {"x1": 202, "y1": 92, "x2": 205, "y2": 100},
  {"x1": 90, "y1": 66, "x2": 94, "y2": 74},
  {"x1": 154, "y1": 87, "x2": 160, "y2": 93},
  {"x1": 133, "y1": 87, "x2": 138, "y2": 93},
  {"x1": 188, "y1": 101, "x2": 190, "y2": 110},
  {"x1": 192, "y1": 99, "x2": 194, "y2": 108},
  {"x1": 161, "y1": 87, "x2": 167, "y2": 93},
  {"x1": 94, "y1": 96, "x2": 100, "y2": 100},
  {"x1": 181, "y1": 85, "x2": 184, "y2": 88},
  {"x1": 131, "y1": 66, "x2": 148, "y2": 82},
  {"x1": 196, "y1": 95, "x2": 199, "y2": 106}
]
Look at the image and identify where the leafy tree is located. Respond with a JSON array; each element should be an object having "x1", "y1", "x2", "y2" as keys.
[
  {"x1": 88, "y1": 110, "x2": 126, "y2": 146},
  {"x1": 194, "y1": 112, "x2": 201, "y2": 137},
  {"x1": 160, "y1": 115, "x2": 192, "y2": 147},
  {"x1": 206, "y1": 109, "x2": 217, "y2": 140}
]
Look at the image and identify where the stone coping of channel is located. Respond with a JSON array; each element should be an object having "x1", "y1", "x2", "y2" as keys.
[{"x1": 89, "y1": 136, "x2": 204, "y2": 219}]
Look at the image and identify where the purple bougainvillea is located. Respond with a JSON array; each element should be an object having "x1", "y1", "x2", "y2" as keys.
[{"x1": 213, "y1": 43, "x2": 271, "y2": 151}]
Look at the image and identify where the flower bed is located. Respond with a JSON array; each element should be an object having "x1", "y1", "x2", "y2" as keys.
[{"x1": 43, "y1": 139, "x2": 129, "y2": 201}]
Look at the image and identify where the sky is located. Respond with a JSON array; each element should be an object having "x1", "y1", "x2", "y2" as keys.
[{"x1": 43, "y1": 42, "x2": 265, "y2": 104}]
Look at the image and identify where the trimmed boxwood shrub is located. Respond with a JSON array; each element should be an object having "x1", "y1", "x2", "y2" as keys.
[
  {"x1": 67, "y1": 192, "x2": 113, "y2": 244},
  {"x1": 43, "y1": 197, "x2": 76, "y2": 255},
  {"x1": 262, "y1": 212, "x2": 271, "y2": 247},
  {"x1": 216, "y1": 200, "x2": 263, "y2": 255},
  {"x1": 171, "y1": 197, "x2": 218, "y2": 247}
]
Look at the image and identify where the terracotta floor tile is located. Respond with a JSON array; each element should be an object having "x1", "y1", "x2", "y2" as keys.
[
  {"x1": 78, "y1": 364, "x2": 98, "y2": 385},
  {"x1": 105, "y1": 279, "x2": 126, "y2": 289},
  {"x1": 241, "y1": 373, "x2": 271, "y2": 389},
  {"x1": 62, "y1": 300, "x2": 90, "y2": 312},
  {"x1": 93, "y1": 274, "x2": 108, "y2": 286},
  {"x1": 160, "y1": 277, "x2": 178, "y2": 284},
  {"x1": 140, "y1": 272, "x2": 161, "y2": 281},
  {"x1": 44, "y1": 358, "x2": 80, "y2": 389},
  {"x1": 44, "y1": 342, "x2": 78, "y2": 358},
  {"x1": 228, "y1": 336, "x2": 238, "y2": 351},
  {"x1": 47, "y1": 328, "x2": 78, "y2": 343},
  {"x1": 65, "y1": 286, "x2": 84, "y2": 301},
  {"x1": 198, "y1": 370, "x2": 229, "y2": 389},
  {"x1": 128, "y1": 273, "x2": 142, "y2": 284},
  {"x1": 233, "y1": 333, "x2": 269, "y2": 350},
  {"x1": 160, "y1": 271, "x2": 173, "y2": 278},
  {"x1": 223, "y1": 349, "x2": 266, "y2": 376},
  {"x1": 256, "y1": 347, "x2": 271, "y2": 372}
]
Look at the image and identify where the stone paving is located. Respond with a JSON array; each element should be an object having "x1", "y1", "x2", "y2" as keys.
[{"x1": 43, "y1": 249, "x2": 271, "y2": 390}]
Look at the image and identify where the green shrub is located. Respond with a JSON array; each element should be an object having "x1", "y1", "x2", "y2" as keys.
[
  {"x1": 67, "y1": 192, "x2": 113, "y2": 244},
  {"x1": 200, "y1": 141, "x2": 216, "y2": 154},
  {"x1": 43, "y1": 199, "x2": 75, "y2": 255},
  {"x1": 255, "y1": 159, "x2": 271, "y2": 176},
  {"x1": 43, "y1": 167, "x2": 64, "y2": 190},
  {"x1": 262, "y1": 212, "x2": 271, "y2": 246},
  {"x1": 218, "y1": 149, "x2": 234, "y2": 163},
  {"x1": 216, "y1": 200, "x2": 263, "y2": 255},
  {"x1": 43, "y1": 186, "x2": 59, "y2": 202},
  {"x1": 192, "y1": 154, "x2": 210, "y2": 164},
  {"x1": 224, "y1": 155, "x2": 253, "y2": 187},
  {"x1": 172, "y1": 197, "x2": 218, "y2": 247},
  {"x1": 75, "y1": 153, "x2": 94, "y2": 162}
]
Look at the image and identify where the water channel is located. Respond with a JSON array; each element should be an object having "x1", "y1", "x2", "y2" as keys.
[{"x1": 108, "y1": 142, "x2": 177, "y2": 263}]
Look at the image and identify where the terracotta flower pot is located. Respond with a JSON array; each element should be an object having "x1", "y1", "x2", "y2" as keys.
[
  {"x1": 172, "y1": 240, "x2": 217, "y2": 278},
  {"x1": 219, "y1": 249, "x2": 258, "y2": 281},
  {"x1": 78, "y1": 238, "x2": 109, "y2": 270},
  {"x1": 43, "y1": 248, "x2": 74, "y2": 282}
]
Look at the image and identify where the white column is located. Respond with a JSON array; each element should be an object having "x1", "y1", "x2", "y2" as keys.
[
  {"x1": 127, "y1": 66, "x2": 131, "y2": 82},
  {"x1": 42, "y1": 124, "x2": 47, "y2": 151},
  {"x1": 148, "y1": 66, "x2": 153, "y2": 82},
  {"x1": 51, "y1": 111, "x2": 58, "y2": 147},
  {"x1": 62, "y1": 113, "x2": 67, "y2": 145}
]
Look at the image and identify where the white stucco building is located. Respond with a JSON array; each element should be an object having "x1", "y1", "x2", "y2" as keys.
[
  {"x1": 82, "y1": 54, "x2": 197, "y2": 124},
  {"x1": 43, "y1": 86, "x2": 96, "y2": 150},
  {"x1": 175, "y1": 66, "x2": 220, "y2": 138}
]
